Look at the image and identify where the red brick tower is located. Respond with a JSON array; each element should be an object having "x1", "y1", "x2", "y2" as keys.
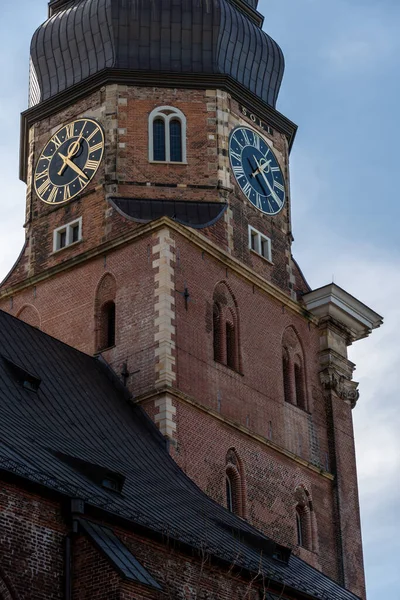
[{"x1": 0, "y1": 1, "x2": 382, "y2": 598}]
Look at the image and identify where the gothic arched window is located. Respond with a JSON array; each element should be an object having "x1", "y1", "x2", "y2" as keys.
[
  {"x1": 281, "y1": 327, "x2": 308, "y2": 410},
  {"x1": 149, "y1": 106, "x2": 187, "y2": 163},
  {"x1": 212, "y1": 282, "x2": 241, "y2": 373}
]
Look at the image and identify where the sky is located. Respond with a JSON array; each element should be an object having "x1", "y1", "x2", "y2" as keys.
[{"x1": 0, "y1": 1, "x2": 399, "y2": 598}]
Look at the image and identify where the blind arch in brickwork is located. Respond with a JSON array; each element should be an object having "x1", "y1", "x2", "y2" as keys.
[
  {"x1": 281, "y1": 326, "x2": 308, "y2": 410},
  {"x1": 212, "y1": 281, "x2": 241, "y2": 373},
  {"x1": 16, "y1": 305, "x2": 40, "y2": 329},
  {"x1": 94, "y1": 273, "x2": 117, "y2": 352},
  {"x1": 294, "y1": 485, "x2": 319, "y2": 554},
  {"x1": 225, "y1": 448, "x2": 247, "y2": 518}
]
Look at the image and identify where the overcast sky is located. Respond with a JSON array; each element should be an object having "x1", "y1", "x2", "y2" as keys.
[{"x1": 0, "y1": 1, "x2": 398, "y2": 598}]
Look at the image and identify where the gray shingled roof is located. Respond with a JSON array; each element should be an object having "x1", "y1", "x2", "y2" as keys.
[{"x1": 0, "y1": 310, "x2": 359, "y2": 600}]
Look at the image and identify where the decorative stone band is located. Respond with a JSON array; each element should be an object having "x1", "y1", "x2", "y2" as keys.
[{"x1": 320, "y1": 369, "x2": 360, "y2": 408}]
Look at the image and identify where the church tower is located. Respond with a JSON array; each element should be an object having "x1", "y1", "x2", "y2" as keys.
[{"x1": 0, "y1": 1, "x2": 382, "y2": 598}]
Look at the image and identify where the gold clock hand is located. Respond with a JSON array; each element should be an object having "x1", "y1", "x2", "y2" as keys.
[
  {"x1": 253, "y1": 156, "x2": 282, "y2": 207},
  {"x1": 58, "y1": 153, "x2": 88, "y2": 181},
  {"x1": 58, "y1": 133, "x2": 84, "y2": 176},
  {"x1": 251, "y1": 158, "x2": 271, "y2": 178}
]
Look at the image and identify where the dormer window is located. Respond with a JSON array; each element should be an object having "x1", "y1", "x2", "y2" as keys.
[
  {"x1": 53, "y1": 217, "x2": 82, "y2": 252},
  {"x1": 149, "y1": 106, "x2": 187, "y2": 163}
]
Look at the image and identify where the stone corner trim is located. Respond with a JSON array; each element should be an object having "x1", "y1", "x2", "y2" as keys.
[{"x1": 153, "y1": 228, "x2": 176, "y2": 391}]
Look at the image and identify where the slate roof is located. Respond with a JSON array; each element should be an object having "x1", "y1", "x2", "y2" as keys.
[
  {"x1": 0, "y1": 309, "x2": 359, "y2": 600},
  {"x1": 31, "y1": 0, "x2": 284, "y2": 107},
  {"x1": 109, "y1": 198, "x2": 228, "y2": 229}
]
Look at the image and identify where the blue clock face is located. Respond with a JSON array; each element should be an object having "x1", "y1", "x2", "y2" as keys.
[{"x1": 229, "y1": 126, "x2": 286, "y2": 215}]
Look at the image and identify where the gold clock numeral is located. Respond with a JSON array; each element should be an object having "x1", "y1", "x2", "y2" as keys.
[
  {"x1": 53, "y1": 134, "x2": 63, "y2": 150},
  {"x1": 89, "y1": 141, "x2": 103, "y2": 153},
  {"x1": 63, "y1": 185, "x2": 71, "y2": 202},
  {"x1": 35, "y1": 170, "x2": 48, "y2": 182},
  {"x1": 47, "y1": 186, "x2": 59, "y2": 203},
  {"x1": 84, "y1": 159, "x2": 99, "y2": 171},
  {"x1": 37, "y1": 178, "x2": 52, "y2": 196},
  {"x1": 78, "y1": 176, "x2": 88, "y2": 188},
  {"x1": 85, "y1": 127, "x2": 98, "y2": 143},
  {"x1": 65, "y1": 123, "x2": 75, "y2": 139}
]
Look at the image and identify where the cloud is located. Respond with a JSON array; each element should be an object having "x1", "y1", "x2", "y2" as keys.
[{"x1": 322, "y1": 12, "x2": 399, "y2": 72}]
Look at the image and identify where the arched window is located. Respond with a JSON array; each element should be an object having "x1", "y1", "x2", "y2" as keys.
[
  {"x1": 281, "y1": 327, "x2": 308, "y2": 410},
  {"x1": 149, "y1": 106, "x2": 187, "y2": 163},
  {"x1": 225, "y1": 449, "x2": 246, "y2": 518},
  {"x1": 213, "y1": 282, "x2": 241, "y2": 373},
  {"x1": 95, "y1": 273, "x2": 117, "y2": 352}
]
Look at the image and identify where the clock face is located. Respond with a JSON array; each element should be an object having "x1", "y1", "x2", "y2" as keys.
[
  {"x1": 229, "y1": 126, "x2": 286, "y2": 215},
  {"x1": 34, "y1": 118, "x2": 104, "y2": 205}
]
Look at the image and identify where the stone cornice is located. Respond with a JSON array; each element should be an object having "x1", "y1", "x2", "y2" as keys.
[
  {"x1": 0, "y1": 216, "x2": 318, "y2": 325},
  {"x1": 136, "y1": 386, "x2": 334, "y2": 481}
]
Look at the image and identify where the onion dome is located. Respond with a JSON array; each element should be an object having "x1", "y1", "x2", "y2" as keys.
[{"x1": 29, "y1": 0, "x2": 284, "y2": 108}]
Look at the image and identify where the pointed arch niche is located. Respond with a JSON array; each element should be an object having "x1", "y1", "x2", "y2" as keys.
[
  {"x1": 294, "y1": 485, "x2": 319, "y2": 554},
  {"x1": 213, "y1": 282, "x2": 241, "y2": 373},
  {"x1": 16, "y1": 305, "x2": 41, "y2": 329},
  {"x1": 225, "y1": 448, "x2": 247, "y2": 518},
  {"x1": 281, "y1": 327, "x2": 308, "y2": 410},
  {"x1": 95, "y1": 273, "x2": 117, "y2": 352}
]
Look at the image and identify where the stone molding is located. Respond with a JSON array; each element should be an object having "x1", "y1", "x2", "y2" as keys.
[
  {"x1": 153, "y1": 228, "x2": 176, "y2": 390},
  {"x1": 319, "y1": 369, "x2": 360, "y2": 408}
]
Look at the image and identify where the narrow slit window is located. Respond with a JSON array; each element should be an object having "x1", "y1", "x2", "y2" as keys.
[
  {"x1": 170, "y1": 119, "x2": 182, "y2": 162},
  {"x1": 226, "y1": 322, "x2": 236, "y2": 370},
  {"x1": 71, "y1": 223, "x2": 80, "y2": 243},
  {"x1": 153, "y1": 119, "x2": 166, "y2": 161},
  {"x1": 99, "y1": 301, "x2": 116, "y2": 350},
  {"x1": 295, "y1": 363, "x2": 306, "y2": 409},
  {"x1": 283, "y1": 351, "x2": 291, "y2": 404},
  {"x1": 59, "y1": 229, "x2": 67, "y2": 249},
  {"x1": 296, "y1": 508, "x2": 304, "y2": 547},
  {"x1": 226, "y1": 475, "x2": 233, "y2": 513}
]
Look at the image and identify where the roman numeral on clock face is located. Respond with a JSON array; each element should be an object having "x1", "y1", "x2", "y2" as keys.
[
  {"x1": 84, "y1": 159, "x2": 99, "y2": 171},
  {"x1": 37, "y1": 178, "x2": 52, "y2": 196},
  {"x1": 230, "y1": 150, "x2": 242, "y2": 162},
  {"x1": 242, "y1": 182, "x2": 252, "y2": 198},
  {"x1": 47, "y1": 186, "x2": 59, "y2": 203},
  {"x1": 89, "y1": 141, "x2": 103, "y2": 153},
  {"x1": 232, "y1": 164, "x2": 245, "y2": 178},
  {"x1": 65, "y1": 123, "x2": 75, "y2": 139},
  {"x1": 273, "y1": 180, "x2": 285, "y2": 192}
]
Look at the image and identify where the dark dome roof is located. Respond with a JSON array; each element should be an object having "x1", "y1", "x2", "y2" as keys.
[{"x1": 30, "y1": 0, "x2": 284, "y2": 108}]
